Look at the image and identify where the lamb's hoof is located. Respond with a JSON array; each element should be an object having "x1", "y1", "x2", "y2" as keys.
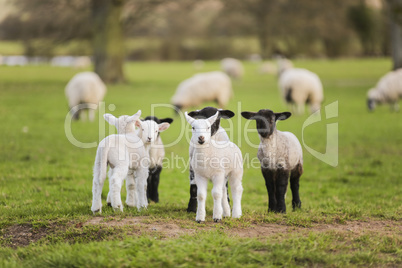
[
  {"x1": 92, "y1": 209, "x2": 100, "y2": 215},
  {"x1": 196, "y1": 220, "x2": 204, "y2": 224},
  {"x1": 213, "y1": 218, "x2": 221, "y2": 223},
  {"x1": 107, "y1": 202, "x2": 112, "y2": 207},
  {"x1": 187, "y1": 199, "x2": 197, "y2": 213}
]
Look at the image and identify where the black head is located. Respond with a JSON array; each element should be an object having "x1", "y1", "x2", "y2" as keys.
[
  {"x1": 241, "y1": 109, "x2": 291, "y2": 138},
  {"x1": 144, "y1": 116, "x2": 174, "y2": 124},
  {"x1": 367, "y1": 99, "x2": 375, "y2": 112},
  {"x1": 187, "y1": 106, "x2": 235, "y2": 136}
]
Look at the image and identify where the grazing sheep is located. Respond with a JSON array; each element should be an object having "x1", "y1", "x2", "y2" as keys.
[
  {"x1": 241, "y1": 109, "x2": 303, "y2": 213},
  {"x1": 74, "y1": 56, "x2": 91, "y2": 69},
  {"x1": 277, "y1": 58, "x2": 294, "y2": 76},
  {"x1": 278, "y1": 63, "x2": 324, "y2": 115},
  {"x1": 367, "y1": 69, "x2": 402, "y2": 112},
  {"x1": 171, "y1": 71, "x2": 233, "y2": 112},
  {"x1": 221, "y1": 58, "x2": 244, "y2": 80},
  {"x1": 186, "y1": 107, "x2": 234, "y2": 213},
  {"x1": 91, "y1": 110, "x2": 149, "y2": 213},
  {"x1": 259, "y1": 61, "x2": 278, "y2": 75},
  {"x1": 136, "y1": 116, "x2": 173, "y2": 203},
  {"x1": 65, "y1": 72, "x2": 106, "y2": 121},
  {"x1": 185, "y1": 111, "x2": 243, "y2": 222}
]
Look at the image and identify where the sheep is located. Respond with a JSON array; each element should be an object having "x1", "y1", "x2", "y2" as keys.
[
  {"x1": 74, "y1": 56, "x2": 91, "y2": 69},
  {"x1": 171, "y1": 71, "x2": 233, "y2": 112},
  {"x1": 258, "y1": 61, "x2": 278, "y2": 75},
  {"x1": 277, "y1": 58, "x2": 294, "y2": 76},
  {"x1": 221, "y1": 58, "x2": 244, "y2": 80},
  {"x1": 278, "y1": 61, "x2": 324, "y2": 115},
  {"x1": 241, "y1": 109, "x2": 303, "y2": 213},
  {"x1": 186, "y1": 107, "x2": 234, "y2": 213},
  {"x1": 136, "y1": 116, "x2": 173, "y2": 203},
  {"x1": 91, "y1": 110, "x2": 149, "y2": 214},
  {"x1": 65, "y1": 71, "x2": 106, "y2": 121},
  {"x1": 367, "y1": 69, "x2": 402, "y2": 112},
  {"x1": 185, "y1": 110, "x2": 243, "y2": 222},
  {"x1": 103, "y1": 114, "x2": 172, "y2": 204}
]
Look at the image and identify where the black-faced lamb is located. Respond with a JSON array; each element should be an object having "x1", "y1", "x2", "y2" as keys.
[
  {"x1": 367, "y1": 69, "x2": 402, "y2": 112},
  {"x1": 277, "y1": 59, "x2": 323, "y2": 115},
  {"x1": 92, "y1": 110, "x2": 149, "y2": 213},
  {"x1": 65, "y1": 71, "x2": 106, "y2": 121},
  {"x1": 171, "y1": 71, "x2": 233, "y2": 112},
  {"x1": 241, "y1": 109, "x2": 303, "y2": 213},
  {"x1": 185, "y1": 111, "x2": 243, "y2": 222},
  {"x1": 186, "y1": 107, "x2": 234, "y2": 213}
]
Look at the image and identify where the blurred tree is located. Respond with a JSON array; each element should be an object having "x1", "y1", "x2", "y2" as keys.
[
  {"x1": 92, "y1": 0, "x2": 125, "y2": 83},
  {"x1": 387, "y1": 0, "x2": 402, "y2": 69}
]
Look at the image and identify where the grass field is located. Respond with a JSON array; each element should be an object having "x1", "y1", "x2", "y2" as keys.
[{"x1": 0, "y1": 59, "x2": 401, "y2": 267}]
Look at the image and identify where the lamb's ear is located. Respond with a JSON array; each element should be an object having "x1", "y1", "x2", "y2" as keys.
[
  {"x1": 185, "y1": 112, "x2": 195, "y2": 125},
  {"x1": 218, "y1": 109, "x2": 235, "y2": 119},
  {"x1": 127, "y1": 110, "x2": 142, "y2": 123},
  {"x1": 275, "y1": 112, "x2": 291, "y2": 121},
  {"x1": 135, "y1": 120, "x2": 142, "y2": 128},
  {"x1": 158, "y1": 122, "x2": 170, "y2": 132},
  {"x1": 241, "y1": 111, "x2": 257, "y2": 120},
  {"x1": 207, "y1": 111, "x2": 219, "y2": 125},
  {"x1": 159, "y1": 118, "x2": 174, "y2": 124},
  {"x1": 103, "y1": 113, "x2": 116, "y2": 126},
  {"x1": 187, "y1": 111, "x2": 199, "y2": 118}
]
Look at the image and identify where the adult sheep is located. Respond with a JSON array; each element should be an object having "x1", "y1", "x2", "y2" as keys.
[
  {"x1": 277, "y1": 59, "x2": 323, "y2": 115},
  {"x1": 65, "y1": 72, "x2": 106, "y2": 121},
  {"x1": 171, "y1": 71, "x2": 233, "y2": 112},
  {"x1": 221, "y1": 58, "x2": 244, "y2": 80},
  {"x1": 367, "y1": 69, "x2": 402, "y2": 112}
]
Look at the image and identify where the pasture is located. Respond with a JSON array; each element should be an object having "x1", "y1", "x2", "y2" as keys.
[{"x1": 0, "y1": 59, "x2": 401, "y2": 267}]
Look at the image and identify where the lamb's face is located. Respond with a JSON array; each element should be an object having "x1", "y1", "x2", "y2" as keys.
[
  {"x1": 367, "y1": 88, "x2": 377, "y2": 111},
  {"x1": 186, "y1": 111, "x2": 219, "y2": 145},
  {"x1": 241, "y1": 109, "x2": 291, "y2": 139},
  {"x1": 136, "y1": 120, "x2": 170, "y2": 144},
  {"x1": 104, "y1": 110, "x2": 141, "y2": 134},
  {"x1": 188, "y1": 107, "x2": 235, "y2": 137}
]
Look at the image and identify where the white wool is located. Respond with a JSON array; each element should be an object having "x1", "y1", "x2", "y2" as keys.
[
  {"x1": 221, "y1": 58, "x2": 244, "y2": 79},
  {"x1": 186, "y1": 112, "x2": 243, "y2": 222},
  {"x1": 91, "y1": 111, "x2": 149, "y2": 214},
  {"x1": 171, "y1": 71, "x2": 232, "y2": 109},
  {"x1": 278, "y1": 68, "x2": 324, "y2": 115},
  {"x1": 259, "y1": 61, "x2": 277, "y2": 75},
  {"x1": 367, "y1": 69, "x2": 402, "y2": 111},
  {"x1": 65, "y1": 71, "x2": 106, "y2": 121},
  {"x1": 277, "y1": 58, "x2": 294, "y2": 75}
]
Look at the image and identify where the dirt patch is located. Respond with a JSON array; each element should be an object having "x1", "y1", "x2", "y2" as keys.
[{"x1": 2, "y1": 224, "x2": 50, "y2": 248}]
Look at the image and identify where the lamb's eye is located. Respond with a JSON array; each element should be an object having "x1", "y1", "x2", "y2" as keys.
[
  {"x1": 207, "y1": 127, "x2": 210, "y2": 130},
  {"x1": 192, "y1": 127, "x2": 195, "y2": 130},
  {"x1": 155, "y1": 130, "x2": 158, "y2": 133},
  {"x1": 142, "y1": 128, "x2": 144, "y2": 131}
]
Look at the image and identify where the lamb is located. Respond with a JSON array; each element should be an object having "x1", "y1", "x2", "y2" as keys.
[
  {"x1": 186, "y1": 107, "x2": 234, "y2": 213},
  {"x1": 65, "y1": 71, "x2": 106, "y2": 121},
  {"x1": 171, "y1": 71, "x2": 233, "y2": 112},
  {"x1": 136, "y1": 116, "x2": 173, "y2": 203},
  {"x1": 241, "y1": 109, "x2": 303, "y2": 213},
  {"x1": 185, "y1": 110, "x2": 243, "y2": 222},
  {"x1": 278, "y1": 60, "x2": 324, "y2": 115},
  {"x1": 367, "y1": 69, "x2": 402, "y2": 112},
  {"x1": 221, "y1": 58, "x2": 244, "y2": 80},
  {"x1": 91, "y1": 110, "x2": 149, "y2": 213}
]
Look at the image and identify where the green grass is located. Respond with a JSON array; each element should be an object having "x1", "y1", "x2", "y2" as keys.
[{"x1": 0, "y1": 59, "x2": 401, "y2": 266}]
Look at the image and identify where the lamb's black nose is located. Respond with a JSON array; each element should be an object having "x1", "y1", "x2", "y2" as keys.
[{"x1": 198, "y1": 136, "x2": 205, "y2": 144}]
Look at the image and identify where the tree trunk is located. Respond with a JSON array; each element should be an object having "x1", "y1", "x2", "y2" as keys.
[
  {"x1": 92, "y1": 0, "x2": 125, "y2": 84},
  {"x1": 391, "y1": 20, "x2": 402, "y2": 69}
]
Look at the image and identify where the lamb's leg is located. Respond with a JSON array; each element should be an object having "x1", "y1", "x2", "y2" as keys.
[
  {"x1": 106, "y1": 168, "x2": 113, "y2": 206},
  {"x1": 195, "y1": 174, "x2": 208, "y2": 223},
  {"x1": 148, "y1": 166, "x2": 162, "y2": 203},
  {"x1": 221, "y1": 180, "x2": 231, "y2": 218},
  {"x1": 187, "y1": 166, "x2": 198, "y2": 213},
  {"x1": 229, "y1": 170, "x2": 243, "y2": 219},
  {"x1": 88, "y1": 108, "x2": 95, "y2": 122},
  {"x1": 262, "y1": 168, "x2": 276, "y2": 212},
  {"x1": 125, "y1": 172, "x2": 137, "y2": 207},
  {"x1": 109, "y1": 166, "x2": 128, "y2": 212},
  {"x1": 135, "y1": 166, "x2": 149, "y2": 210},
  {"x1": 91, "y1": 165, "x2": 107, "y2": 214},
  {"x1": 290, "y1": 164, "x2": 303, "y2": 210},
  {"x1": 211, "y1": 174, "x2": 225, "y2": 222},
  {"x1": 275, "y1": 169, "x2": 290, "y2": 213}
]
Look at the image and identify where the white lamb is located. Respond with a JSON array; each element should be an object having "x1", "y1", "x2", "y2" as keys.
[
  {"x1": 91, "y1": 110, "x2": 149, "y2": 213},
  {"x1": 221, "y1": 58, "x2": 244, "y2": 80},
  {"x1": 171, "y1": 71, "x2": 233, "y2": 112},
  {"x1": 185, "y1": 111, "x2": 243, "y2": 222},
  {"x1": 185, "y1": 107, "x2": 234, "y2": 213},
  {"x1": 277, "y1": 59, "x2": 323, "y2": 115},
  {"x1": 241, "y1": 109, "x2": 303, "y2": 213},
  {"x1": 367, "y1": 69, "x2": 402, "y2": 112},
  {"x1": 65, "y1": 71, "x2": 106, "y2": 121}
]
